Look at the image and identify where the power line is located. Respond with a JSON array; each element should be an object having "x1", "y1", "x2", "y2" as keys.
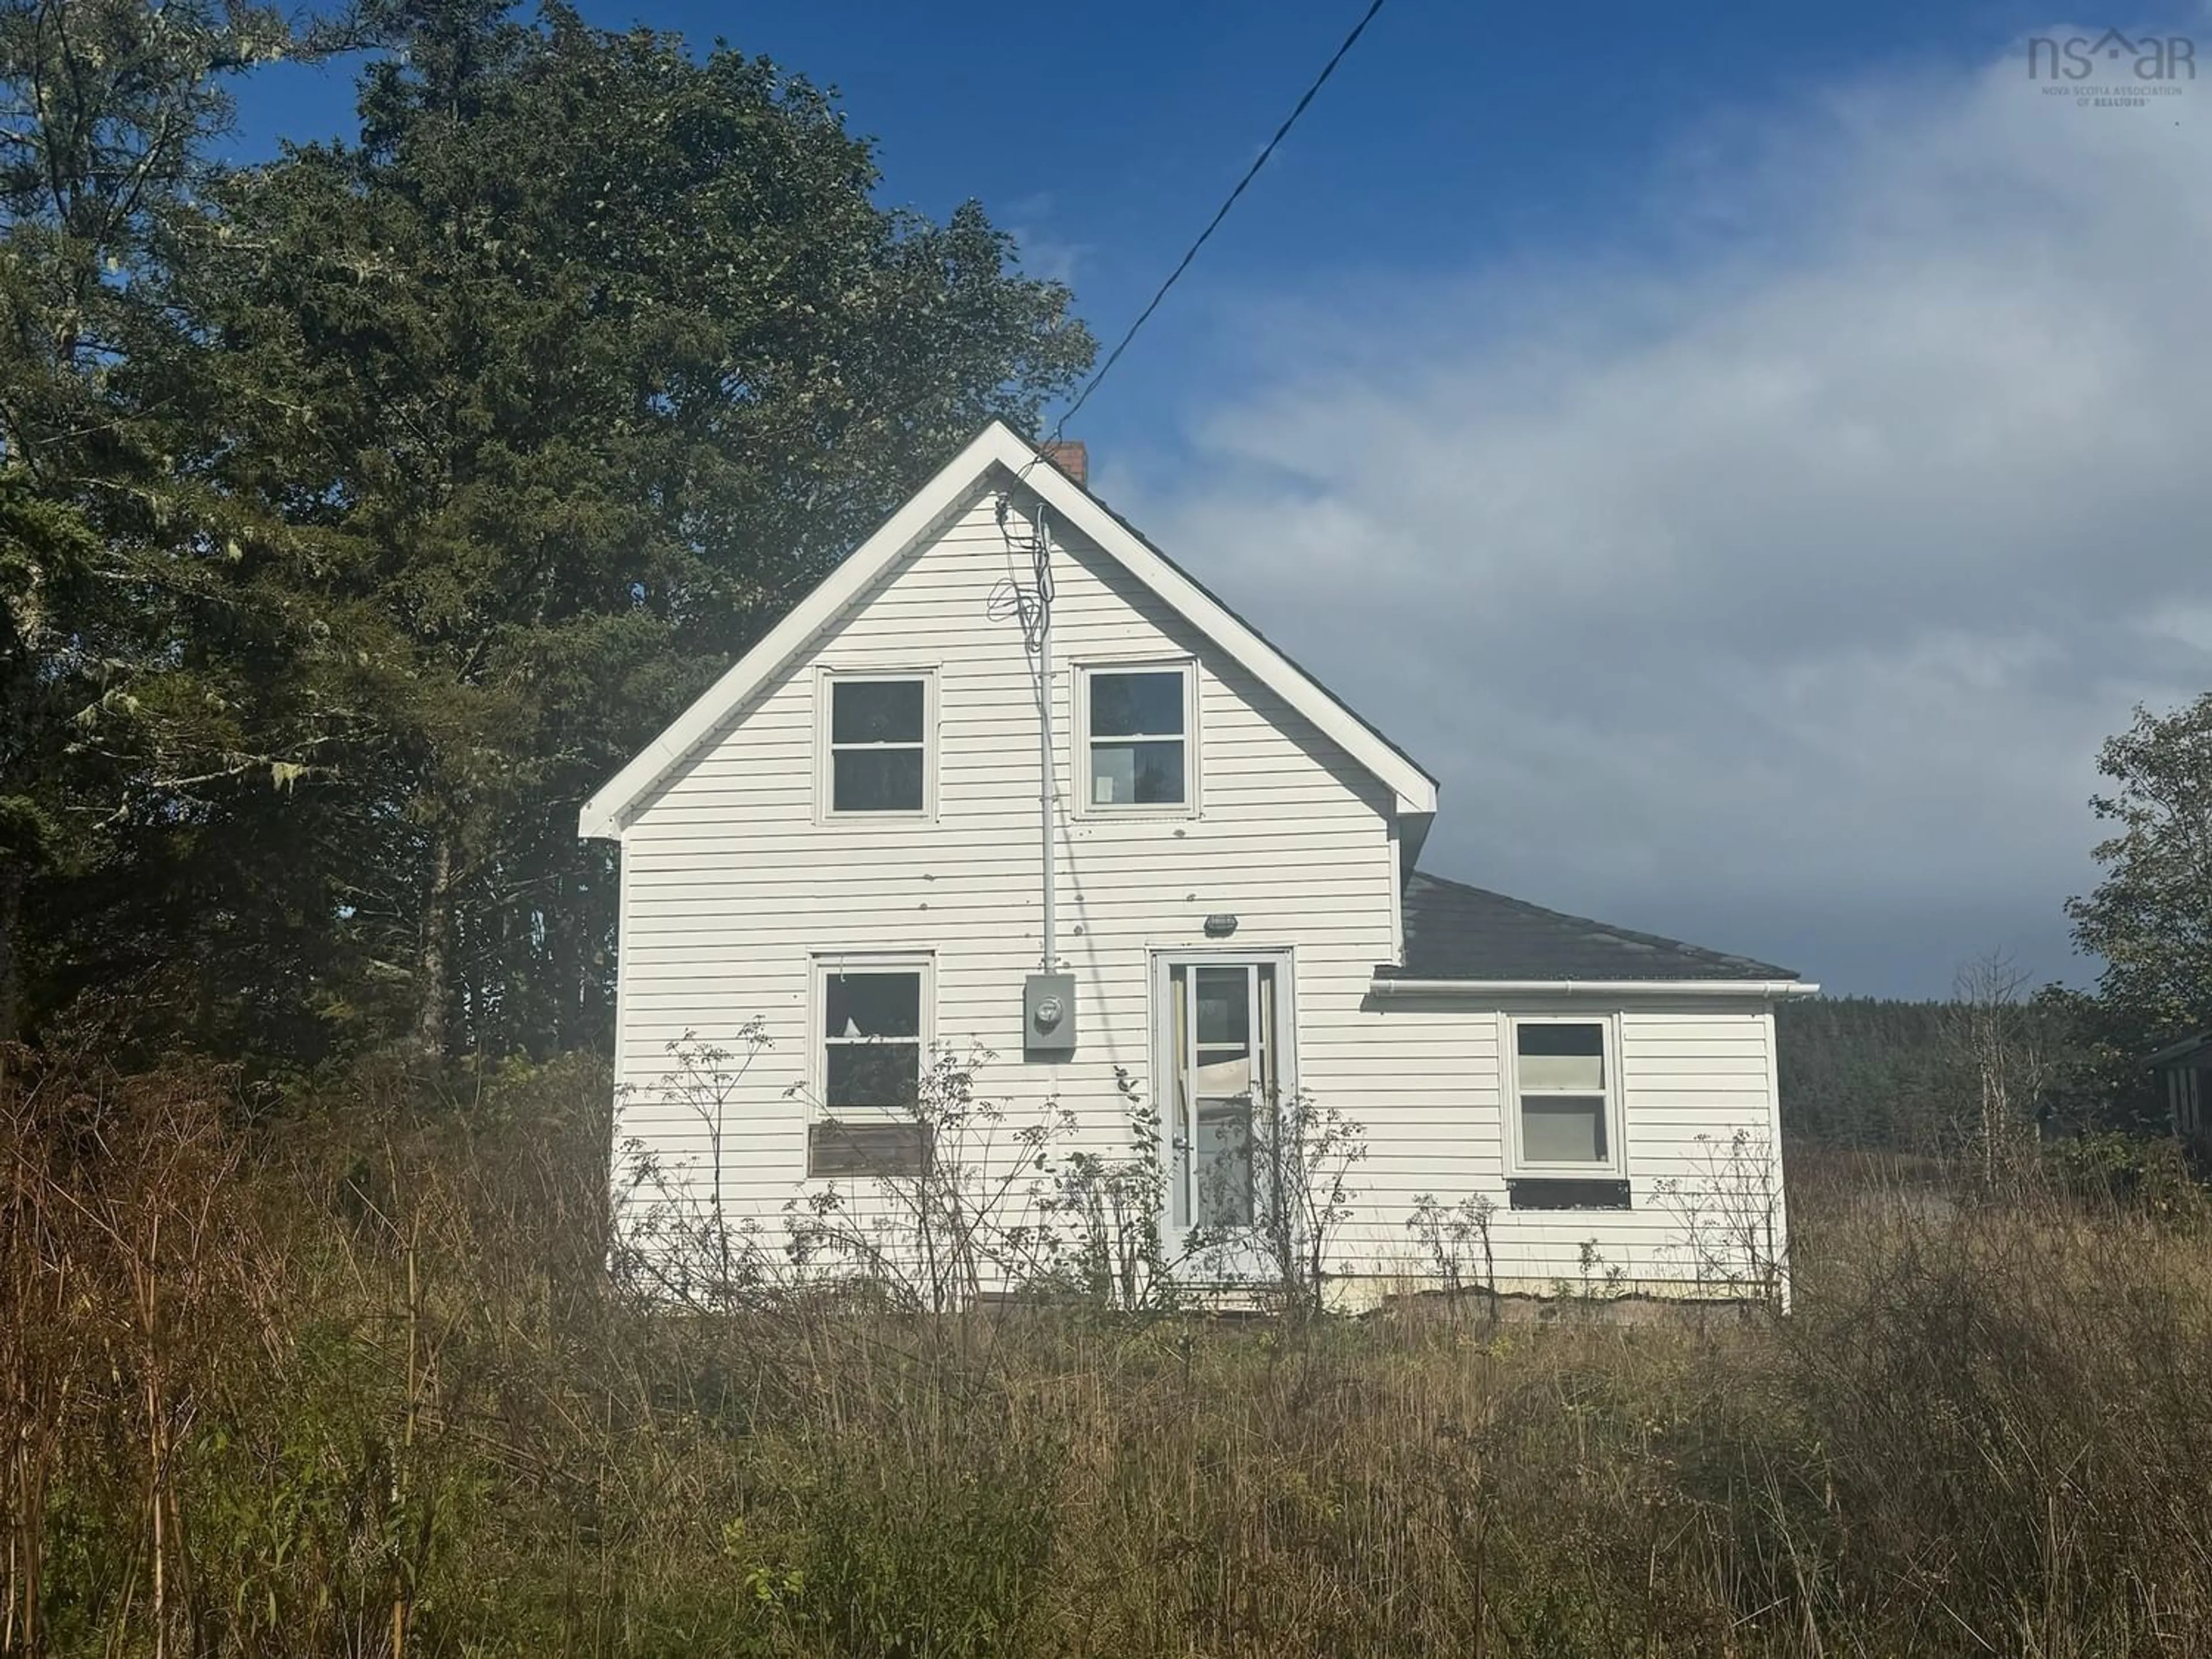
[
  {"x1": 997, "y1": 0, "x2": 1388, "y2": 683},
  {"x1": 1044, "y1": 0, "x2": 1390, "y2": 442},
  {"x1": 995, "y1": 4, "x2": 1389, "y2": 972}
]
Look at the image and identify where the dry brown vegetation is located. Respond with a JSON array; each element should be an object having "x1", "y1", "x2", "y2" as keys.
[{"x1": 5, "y1": 1044, "x2": 2212, "y2": 1658}]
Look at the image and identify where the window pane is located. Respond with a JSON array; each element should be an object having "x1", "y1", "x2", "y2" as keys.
[
  {"x1": 1191, "y1": 966, "x2": 1250, "y2": 1049},
  {"x1": 1521, "y1": 1096, "x2": 1608, "y2": 1164},
  {"x1": 825, "y1": 1040, "x2": 921, "y2": 1109},
  {"x1": 834, "y1": 747, "x2": 923, "y2": 812},
  {"x1": 1518, "y1": 1051, "x2": 1605, "y2": 1090},
  {"x1": 1517, "y1": 1022, "x2": 1605, "y2": 1090},
  {"x1": 831, "y1": 679, "x2": 924, "y2": 745},
  {"x1": 1089, "y1": 671, "x2": 1184, "y2": 737},
  {"x1": 1518, "y1": 1022, "x2": 1604, "y2": 1058},
  {"x1": 1194, "y1": 1099, "x2": 1254, "y2": 1227},
  {"x1": 824, "y1": 972, "x2": 920, "y2": 1039},
  {"x1": 1089, "y1": 739, "x2": 1184, "y2": 805}
]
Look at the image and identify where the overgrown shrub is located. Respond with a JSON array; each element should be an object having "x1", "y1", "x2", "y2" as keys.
[{"x1": 7, "y1": 1042, "x2": 2212, "y2": 1657}]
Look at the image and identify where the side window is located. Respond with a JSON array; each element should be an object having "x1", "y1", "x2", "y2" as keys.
[
  {"x1": 1082, "y1": 664, "x2": 1192, "y2": 809},
  {"x1": 826, "y1": 676, "x2": 927, "y2": 814},
  {"x1": 1508, "y1": 1018, "x2": 1620, "y2": 1174},
  {"x1": 809, "y1": 961, "x2": 930, "y2": 1177}
]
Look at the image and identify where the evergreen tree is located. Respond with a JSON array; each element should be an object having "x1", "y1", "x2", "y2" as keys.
[
  {"x1": 0, "y1": 0, "x2": 317, "y2": 1053},
  {"x1": 1775, "y1": 997, "x2": 1955, "y2": 1149},
  {"x1": 156, "y1": 0, "x2": 1091, "y2": 1065}
]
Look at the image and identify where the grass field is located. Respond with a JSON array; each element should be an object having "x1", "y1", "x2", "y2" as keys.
[{"x1": 6, "y1": 1048, "x2": 2212, "y2": 1657}]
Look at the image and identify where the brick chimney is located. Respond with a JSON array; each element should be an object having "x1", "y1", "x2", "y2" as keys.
[{"x1": 1038, "y1": 440, "x2": 1088, "y2": 488}]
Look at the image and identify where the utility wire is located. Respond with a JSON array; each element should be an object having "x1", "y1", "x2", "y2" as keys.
[
  {"x1": 986, "y1": 3, "x2": 1392, "y2": 974},
  {"x1": 988, "y1": 497, "x2": 1055, "y2": 654},
  {"x1": 995, "y1": 0, "x2": 1389, "y2": 631},
  {"x1": 1044, "y1": 0, "x2": 1390, "y2": 443}
]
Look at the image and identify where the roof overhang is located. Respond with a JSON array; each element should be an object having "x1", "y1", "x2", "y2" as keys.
[
  {"x1": 2146, "y1": 1031, "x2": 2212, "y2": 1068},
  {"x1": 581, "y1": 421, "x2": 1438, "y2": 839},
  {"x1": 1368, "y1": 976, "x2": 1820, "y2": 1000}
]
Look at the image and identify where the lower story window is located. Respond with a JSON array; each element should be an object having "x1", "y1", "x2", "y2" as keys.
[
  {"x1": 810, "y1": 960, "x2": 929, "y2": 1176},
  {"x1": 1510, "y1": 1017, "x2": 1620, "y2": 1174}
]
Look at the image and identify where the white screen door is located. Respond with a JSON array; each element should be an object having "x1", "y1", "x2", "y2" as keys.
[{"x1": 1158, "y1": 955, "x2": 1291, "y2": 1240}]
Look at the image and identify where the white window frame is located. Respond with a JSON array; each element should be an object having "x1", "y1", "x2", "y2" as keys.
[
  {"x1": 1074, "y1": 658, "x2": 1198, "y2": 819},
  {"x1": 816, "y1": 667, "x2": 937, "y2": 823},
  {"x1": 1500, "y1": 1012, "x2": 1626, "y2": 1179},
  {"x1": 808, "y1": 952, "x2": 935, "y2": 1160}
]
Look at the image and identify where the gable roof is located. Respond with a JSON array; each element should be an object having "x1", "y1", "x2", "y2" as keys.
[
  {"x1": 1054, "y1": 445, "x2": 1437, "y2": 806},
  {"x1": 1382, "y1": 870, "x2": 1801, "y2": 984},
  {"x1": 579, "y1": 421, "x2": 1439, "y2": 838}
]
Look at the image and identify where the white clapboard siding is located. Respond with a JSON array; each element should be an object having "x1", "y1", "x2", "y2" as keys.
[{"x1": 609, "y1": 476, "x2": 1790, "y2": 1298}]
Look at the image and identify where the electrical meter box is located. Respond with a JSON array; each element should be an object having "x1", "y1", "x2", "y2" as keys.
[{"x1": 1023, "y1": 972, "x2": 1077, "y2": 1056}]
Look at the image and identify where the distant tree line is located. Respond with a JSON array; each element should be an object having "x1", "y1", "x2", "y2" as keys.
[
  {"x1": 1775, "y1": 982, "x2": 2108, "y2": 1154},
  {"x1": 1781, "y1": 691, "x2": 2212, "y2": 1151},
  {"x1": 1775, "y1": 997, "x2": 1955, "y2": 1148}
]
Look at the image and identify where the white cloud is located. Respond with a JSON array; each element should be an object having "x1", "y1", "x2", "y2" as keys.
[
  {"x1": 1004, "y1": 192, "x2": 1088, "y2": 287},
  {"x1": 1115, "y1": 46, "x2": 2212, "y2": 996}
]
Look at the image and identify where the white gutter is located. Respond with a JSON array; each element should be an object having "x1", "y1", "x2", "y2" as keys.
[{"x1": 1369, "y1": 977, "x2": 1820, "y2": 1000}]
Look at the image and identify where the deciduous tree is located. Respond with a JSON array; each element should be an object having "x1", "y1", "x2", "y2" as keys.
[{"x1": 2067, "y1": 692, "x2": 2212, "y2": 1087}]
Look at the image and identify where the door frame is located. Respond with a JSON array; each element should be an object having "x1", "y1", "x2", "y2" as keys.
[{"x1": 1149, "y1": 945, "x2": 1298, "y2": 1279}]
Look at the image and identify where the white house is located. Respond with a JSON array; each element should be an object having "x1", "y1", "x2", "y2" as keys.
[
  {"x1": 2149, "y1": 1031, "x2": 2212, "y2": 1152},
  {"x1": 581, "y1": 421, "x2": 1818, "y2": 1305}
]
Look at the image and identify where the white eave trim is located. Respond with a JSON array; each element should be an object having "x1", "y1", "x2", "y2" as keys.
[
  {"x1": 578, "y1": 421, "x2": 1438, "y2": 840},
  {"x1": 1008, "y1": 429, "x2": 1439, "y2": 820},
  {"x1": 578, "y1": 429, "x2": 998, "y2": 839},
  {"x1": 1369, "y1": 977, "x2": 1820, "y2": 999}
]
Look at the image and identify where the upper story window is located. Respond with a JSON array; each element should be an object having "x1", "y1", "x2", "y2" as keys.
[
  {"x1": 824, "y1": 673, "x2": 929, "y2": 815},
  {"x1": 1506, "y1": 1017, "x2": 1623, "y2": 1176},
  {"x1": 1081, "y1": 663, "x2": 1194, "y2": 810}
]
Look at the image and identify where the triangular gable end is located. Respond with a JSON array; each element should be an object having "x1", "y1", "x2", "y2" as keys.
[{"x1": 578, "y1": 421, "x2": 1439, "y2": 839}]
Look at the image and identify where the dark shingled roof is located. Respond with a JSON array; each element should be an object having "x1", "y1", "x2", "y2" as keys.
[{"x1": 1387, "y1": 870, "x2": 1798, "y2": 983}]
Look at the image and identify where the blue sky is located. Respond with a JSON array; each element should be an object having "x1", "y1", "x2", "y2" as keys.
[{"x1": 232, "y1": 3, "x2": 2212, "y2": 997}]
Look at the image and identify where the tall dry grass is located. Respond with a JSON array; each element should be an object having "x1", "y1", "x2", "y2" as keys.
[{"x1": 5, "y1": 1043, "x2": 2212, "y2": 1657}]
